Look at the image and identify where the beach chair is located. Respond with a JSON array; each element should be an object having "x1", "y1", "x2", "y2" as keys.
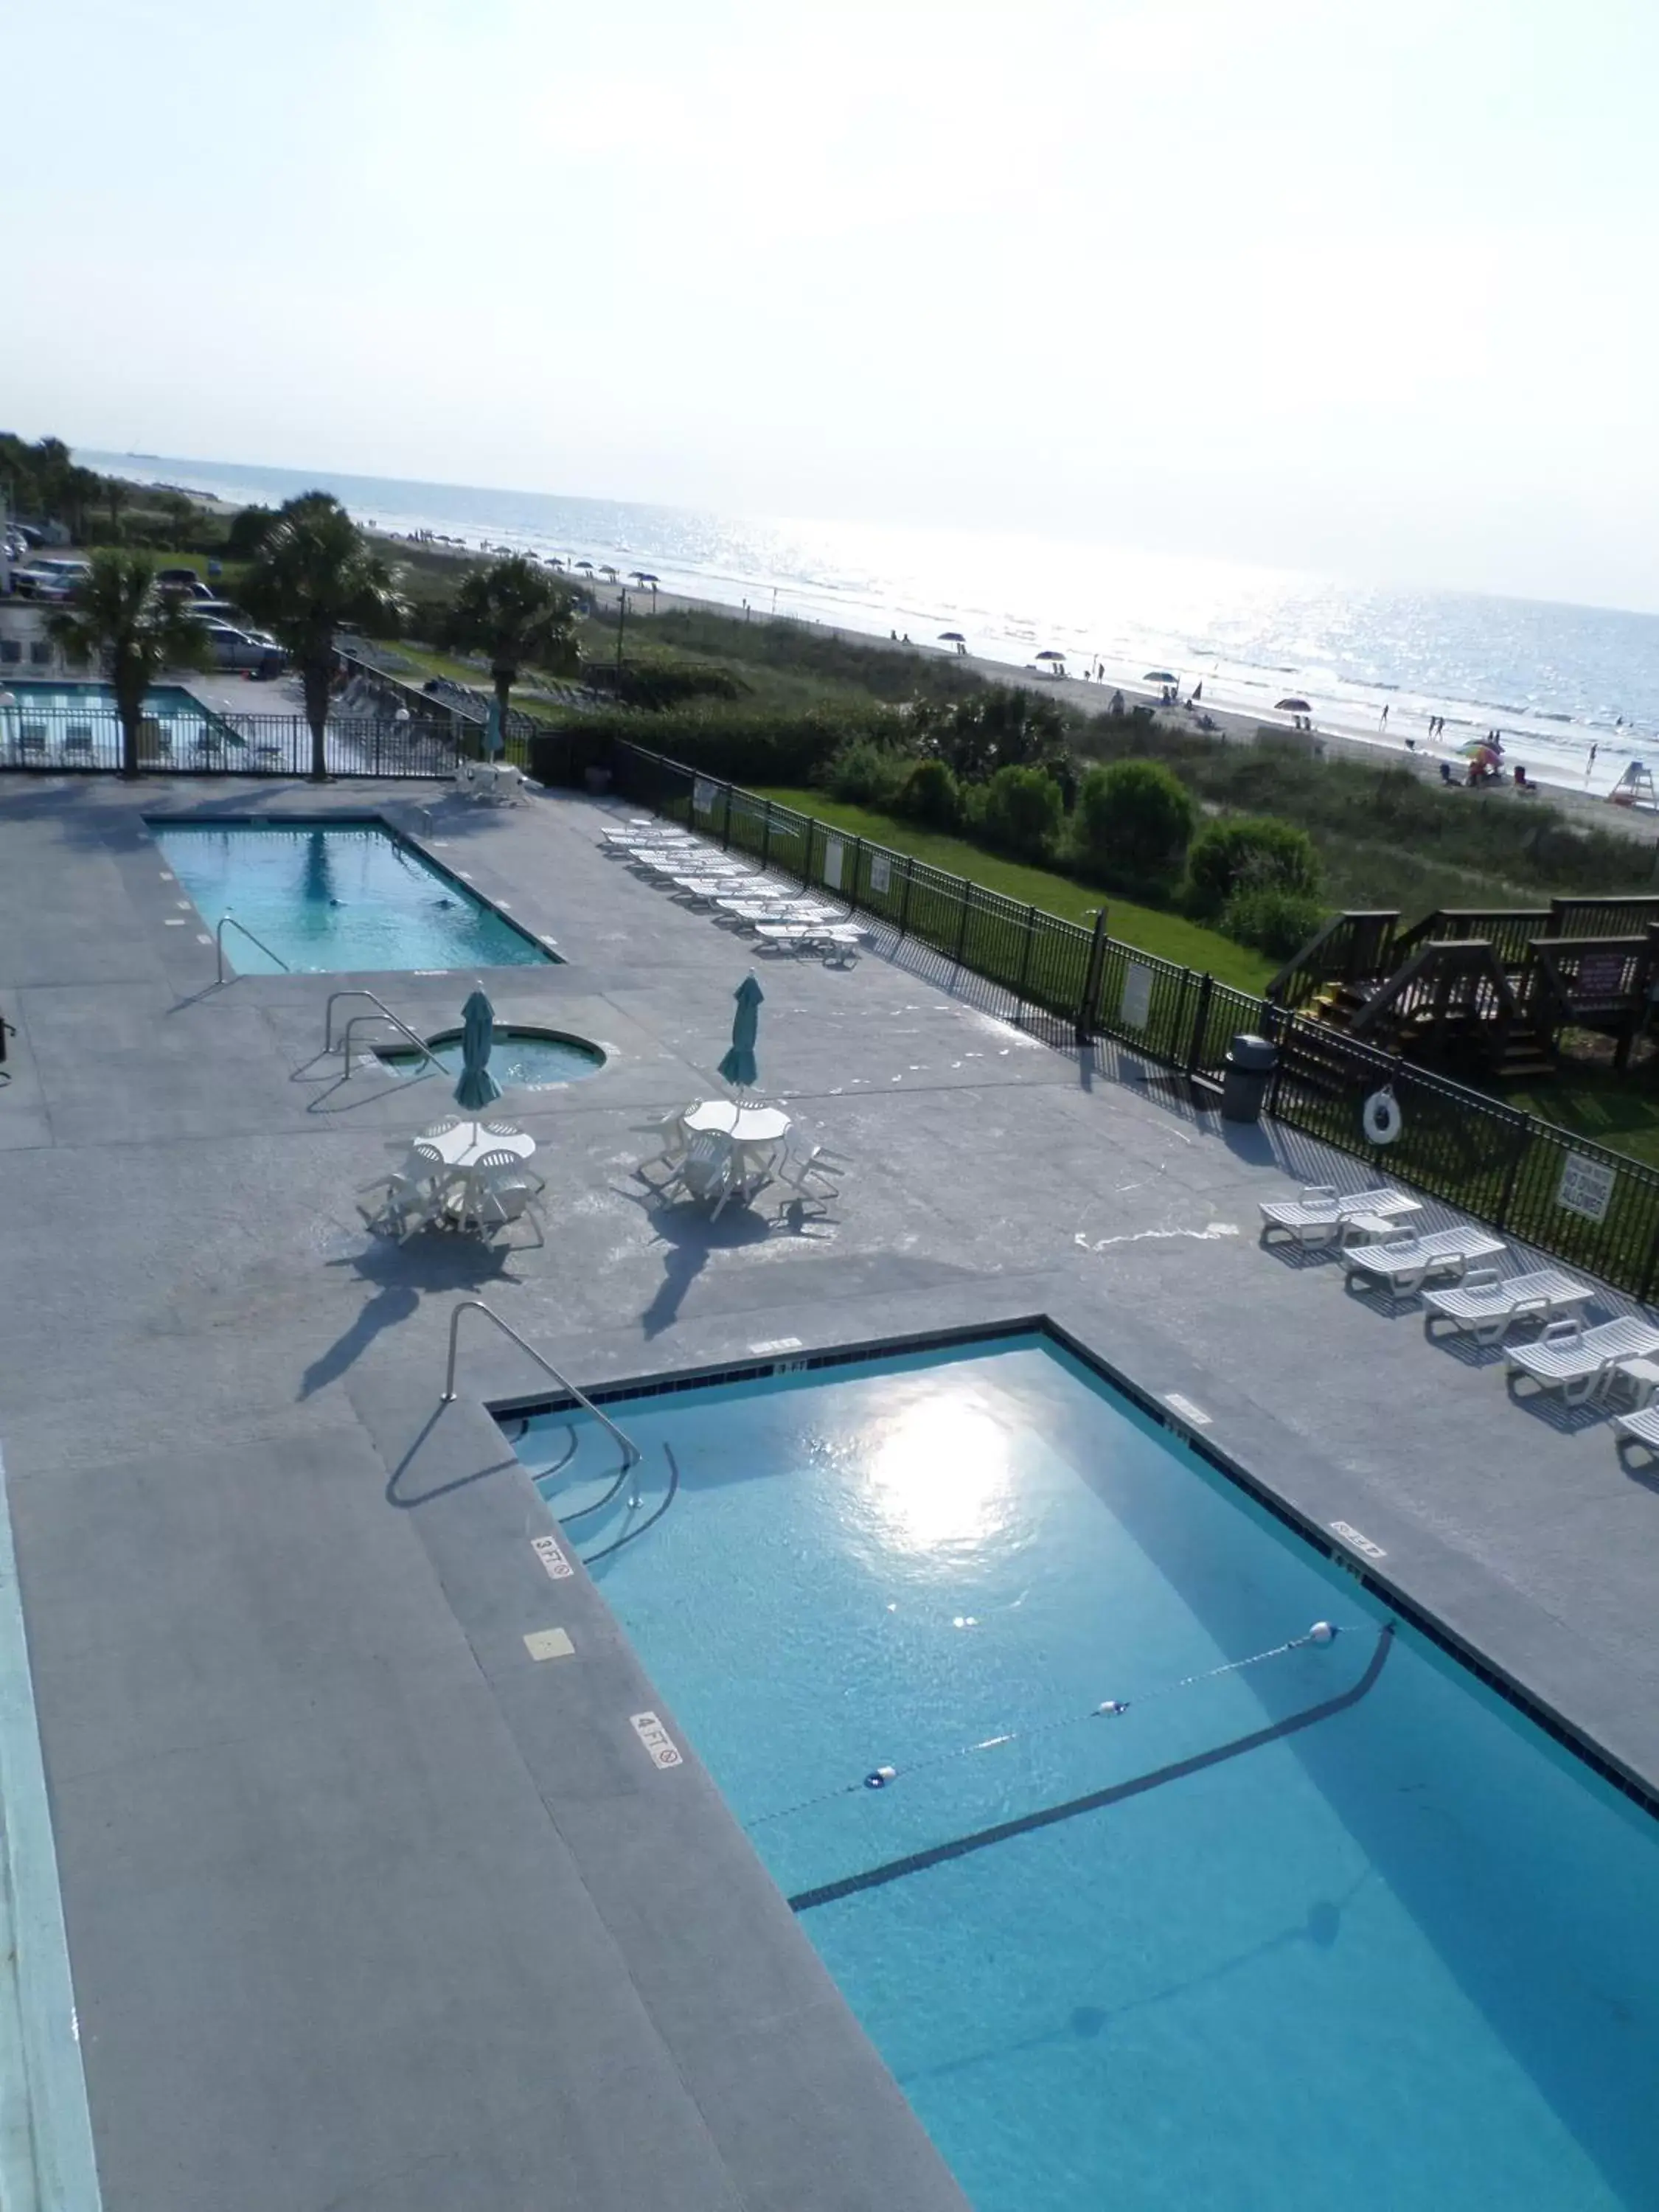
[
  {"x1": 655, "y1": 1128, "x2": 740, "y2": 1218},
  {"x1": 1421, "y1": 1266, "x2": 1594, "y2": 1346},
  {"x1": 1614, "y1": 1403, "x2": 1659, "y2": 1462},
  {"x1": 461, "y1": 1150, "x2": 546, "y2": 1246},
  {"x1": 1505, "y1": 1315, "x2": 1659, "y2": 1405},
  {"x1": 755, "y1": 922, "x2": 865, "y2": 964},
  {"x1": 633, "y1": 1106, "x2": 692, "y2": 1180},
  {"x1": 1258, "y1": 1184, "x2": 1422, "y2": 1248},
  {"x1": 1341, "y1": 1224, "x2": 1506, "y2": 1298}
]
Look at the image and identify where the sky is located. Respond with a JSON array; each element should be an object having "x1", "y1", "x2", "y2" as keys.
[{"x1": 10, "y1": 0, "x2": 1659, "y2": 610}]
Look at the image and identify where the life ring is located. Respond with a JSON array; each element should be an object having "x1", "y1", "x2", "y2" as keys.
[{"x1": 1363, "y1": 1085, "x2": 1402, "y2": 1147}]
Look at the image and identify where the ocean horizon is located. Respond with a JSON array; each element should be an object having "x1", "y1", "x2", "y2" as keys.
[{"x1": 81, "y1": 448, "x2": 1659, "y2": 798}]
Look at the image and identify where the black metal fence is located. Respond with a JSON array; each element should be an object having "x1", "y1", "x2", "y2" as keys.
[
  {"x1": 1, "y1": 705, "x2": 459, "y2": 779},
  {"x1": 613, "y1": 740, "x2": 1659, "y2": 1299}
]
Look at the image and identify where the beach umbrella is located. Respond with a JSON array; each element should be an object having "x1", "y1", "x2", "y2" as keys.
[
  {"x1": 575, "y1": 559, "x2": 594, "y2": 574},
  {"x1": 717, "y1": 973, "x2": 764, "y2": 1092},
  {"x1": 1144, "y1": 669, "x2": 1179, "y2": 686},
  {"x1": 1276, "y1": 696, "x2": 1312, "y2": 714},
  {"x1": 1035, "y1": 648, "x2": 1066, "y2": 665},
  {"x1": 598, "y1": 564, "x2": 619, "y2": 582},
  {"x1": 938, "y1": 630, "x2": 966, "y2": 643},
  {"x1": 635, "y1": 571, "x2": 659, "y2": 585},
  {"x1": 1457, "y1": 737, "x2": 1501, "y2": 759},
  {"x1": 453, "y1": 987, "x2": 504, "y2": 1114},
  {"x1": 483, "y1": 699, "x2": 504, "y2": 759}
]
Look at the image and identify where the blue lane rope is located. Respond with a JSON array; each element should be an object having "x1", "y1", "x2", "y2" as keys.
[
  {"x1": 748, "y1": 1619, "x2": 1360, "y2": 1832},
  {"x1": 786, "y1": 1623, "x2": 1395, "y2": 1913}
]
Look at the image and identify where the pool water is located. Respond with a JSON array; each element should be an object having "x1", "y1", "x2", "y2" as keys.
[
  {"x1": 379, "y1": 1027, "x2": 604, "y2": 1088},
  {"x1": 512, "y1": 1338, "x2": 1659, "y2": 2212},
  {"x1": 151, "y1": 819, "x2": 555, "y2": 973},
  {"x1": 4, "y1": 683, "x2": 228, "y2": 763}
]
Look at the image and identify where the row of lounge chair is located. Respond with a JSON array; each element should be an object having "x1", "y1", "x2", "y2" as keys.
[
  {"x1": 1260, "y1": 1183, "x2": 1659, "y2": 1444},
  {"x1": 599, "y1": 818, "x2": 867, "y2": 961}
]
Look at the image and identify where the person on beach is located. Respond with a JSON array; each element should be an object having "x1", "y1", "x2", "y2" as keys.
[
  {"x1": 1588, "y1": 742, "x2": 1599, "y2": 778},
  {"x1": 1380, "y1": 703, "x2": 1389, "y2": 727},
  {"x1": 1110, "y1": 689, "x2": 1125, "y2": 715}
]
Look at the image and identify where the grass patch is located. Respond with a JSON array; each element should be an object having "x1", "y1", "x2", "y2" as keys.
[
  {"x1": 361, "y1": 637, "x2": 558, "y2": 721},
  {"x1": 754, "y1": 787, "x2": 1273, "y2": 990},
  {"x1": 1500, "y1": 1066, "x2": 1659, "y2": 1172}
]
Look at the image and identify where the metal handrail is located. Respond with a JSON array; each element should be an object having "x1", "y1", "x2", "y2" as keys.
[
  {"x1": 338, "y1": 1008, "x2": 448, "y2": 1077},
  {"x1": 324, "y1": 987, "x2": 442, "y2": 1068},
  {"x1": 216, "y1": 911, "x2": 291, "y2": 983},
  {"x1": 441, "y1": 1301, "x2": 641, "y2": 1477}
]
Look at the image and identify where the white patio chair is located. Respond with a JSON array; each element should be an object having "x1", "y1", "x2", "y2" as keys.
[
  {"x1": 1258, "y1": 1185, "x2": 1422, "y2": 1248},
  {"x1": 1614, "y1": 1402, "x2": 1659, "y2": 1462},
  {"x1": 773, "y1": 1126, "x2": 844, "y2": 1211},
  {"x1": 358, "y1": 1138, "x2": 448, "y2": 1241},
  {"x1": 1340, "y1": 1224, "x2": 1506, "y2": 1298},
  {"x1": 1505, "y1": 1315, "x2": 1659, "y2": 1405},
  {"x1": 633, "y1": 1106, "x2": 692, "y2": 1180},
  {"x1": 465, "y1": 1150, "x2": 546, "y2": 1245},
  {"x1": 1421, "y1": 1267, "x2": 1594, "y2": 1346},
  {"x1": 656, "y1": 1128, "x2": 740, "y2": 1217}
]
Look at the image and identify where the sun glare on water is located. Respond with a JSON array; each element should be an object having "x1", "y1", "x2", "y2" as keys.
[{"x1": 860, "y1": 1394, "x2": 1020, "y2": 1559}]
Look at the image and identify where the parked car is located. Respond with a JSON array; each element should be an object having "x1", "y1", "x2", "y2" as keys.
[
  {"x1": 155, "y1": 568, "x2": 215, "y2": 598},
  {"x1": 202, "y1": 623, "x2": 285, "y2": 675}
]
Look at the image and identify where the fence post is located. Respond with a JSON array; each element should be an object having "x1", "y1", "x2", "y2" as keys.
[
  {"x1": 1075, "y1": 908, "x2": 1109, "y2": 1045},
  {"x1": 1015, "y1": 905, "x2": 1037, "y2": 1009},
  {"x1": 1185, "y1": 971, "x2": 1214, "y2": 1074},
  {"x1": 847, "y1": 838, "x2": 863, "y2": 914},
  {"x1": 953, "y1": 880, "x2": 973, "y2": 967},
  {"x1": 759, "y1": 801, "x2": 772, "y2": 872},
  {"x1": 897, "y1": 856, "x2": 915, "y2": 942},
  {"x1": 720, "y1": 783, "x2": 734, "y2": 849}
]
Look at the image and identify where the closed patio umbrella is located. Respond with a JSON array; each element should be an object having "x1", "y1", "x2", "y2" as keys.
[
  {"x1": 454, "y1": 987, "x2": 503, "y2": 1114},
  {"x1": 483, "y1": 700, "x2": 504, "y2": 759},
  {"x1": 717, "y1": 973, "x2": 763, "y2": 1091}
]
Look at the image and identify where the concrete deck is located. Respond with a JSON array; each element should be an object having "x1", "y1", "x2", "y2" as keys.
[{"x1": 1, "y1": 770, "x2": 1657, "y2": 2211}]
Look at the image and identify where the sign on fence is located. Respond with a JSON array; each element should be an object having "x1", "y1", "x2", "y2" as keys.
[
  {"x1": 823, "y1": 837, "x2": 844, "y2": 890},
  {"x1": 1575, "y1": 953, "x2": 1627, "y2": 999},
  {"x1": 869, "y1": 852, "x2": 891, "y2": 895},
  {"x1": 1121, "y1": 961, "x2": 1154, "y2": 1029},
  {"x1": 1557, "y1": 1151, "x2": 1618, "y2": 1225},
  {"x1": 693, "y1": 776, "x2": 717, "y2": 815}
]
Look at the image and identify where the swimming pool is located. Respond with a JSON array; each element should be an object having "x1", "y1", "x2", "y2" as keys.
[
  {"x1": 3, "y1": 682, "x2": 227, "y2": 767},
  {"x1": 150, "y1": 818, "x2": 556, "y2": 973},
  {"x1": 510, "y1": 1336, "x2": 1659, "y2": 2212}
]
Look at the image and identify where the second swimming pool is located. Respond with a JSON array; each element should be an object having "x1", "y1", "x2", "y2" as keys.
[
  {"x1": 510, "y1": 1336, "x2": 1659, "y2": 2212},
  {"x1": 151, "y1": 818, "x2": 556, "y2": 973}
]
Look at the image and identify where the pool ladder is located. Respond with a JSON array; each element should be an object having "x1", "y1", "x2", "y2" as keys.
[
  {"x1": 441, "y1": 1300, "x2": 642, "y2": 1500},
  {"x1": 324, "y1": 988, "x2": 448, "y2": 1077},
  {"x1": 215, "y1": 911, "x2": 291, "y2": 984}
]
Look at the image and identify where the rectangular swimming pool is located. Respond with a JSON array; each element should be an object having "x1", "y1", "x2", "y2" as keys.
[
  {"x1": 150, "y1": 818, "x2": 556, "y2": 973},
  {"x1": 509, "y1": 1335, "x2": 1659, "y2": 2212},
  {"x1": 4, "y1": 682, "x2": 226, "y2": 768}
]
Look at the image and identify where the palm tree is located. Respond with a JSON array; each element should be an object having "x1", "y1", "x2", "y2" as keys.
[
  {"x1": 240, "y1": 493, "x2": 405, "y2": 782},
  {"x1": 442, "y1": 554, "x2": 580, "y2": 735},
  {"x1": 48, "y1": 550, "x2": 208, "y2": 779}
]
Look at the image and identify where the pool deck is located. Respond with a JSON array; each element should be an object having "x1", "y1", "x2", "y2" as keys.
[{"x1": 2, "y1": 771, "x2": 1658, "y2": 2211}]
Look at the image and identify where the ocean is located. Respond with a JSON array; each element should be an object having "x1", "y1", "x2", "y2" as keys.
[{"x1": 82, "y1": 449, "x2": 1659, "y2": 799}]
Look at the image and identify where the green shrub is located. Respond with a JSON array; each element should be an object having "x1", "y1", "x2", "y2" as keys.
[
  {"x1": 897, "y1": 756, "x2": 959, "y2": 827},
  {"x1": 1186, "y1": 815, "x2": 1321, "y2": 915},
  {"x1": 547, "y1": 704, "x2": 900, "y2": 788},
  {"x1": 1074, "y1": 759, "x2": 1195, "y2": 888},
  {"x1": 827, "y1": 736, "x2": 911, "y2": 807},
  {"x1": 1220, "y1": 886, "x2": 1327, "y2": 959},
  {"x1": 981, "y1": 764, "x2": 1065, "y2": 860}
]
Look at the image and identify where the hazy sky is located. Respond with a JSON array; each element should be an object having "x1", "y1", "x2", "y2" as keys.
[{"x1": 12, "y1": 0, "x2": 1659, "y2": 609}]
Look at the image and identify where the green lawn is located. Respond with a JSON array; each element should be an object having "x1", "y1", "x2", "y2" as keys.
[
  {"x1": 361, "y1": 638, "x2": 557, "y2": 720},
  {"x1": 754, "y1": 788, "x2": 1274, "y2": 991},
  {"x1": 1501, "y1": 1066, "x2": 1659, "y2": 1172}
]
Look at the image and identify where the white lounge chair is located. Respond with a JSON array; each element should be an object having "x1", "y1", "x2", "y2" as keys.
[
  {"x1": 1614, "y1": 1403, "x2": 1659, "y2": 1461},
  {"x1": 754, "y1": 921, "x2": 864, "y2": 963},
  {"x1": 1421, "y1": 1266, "x2": 1594, "y2": 1346},
  {"x1": 1505, "y1": 1315, "x2": 1659, "y2": 1405},
  {"x1": 1341, "y1": 1224, "x2": 1506, "y2": 1298},
  {"x1": 1259, "y1": 1184, "x2": 1422, "y2": 1248}
]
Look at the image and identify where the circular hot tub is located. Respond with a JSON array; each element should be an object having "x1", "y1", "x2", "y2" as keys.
[{"x1": 380, "y1": 1026, "x2": 607, "y2": 1089}]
